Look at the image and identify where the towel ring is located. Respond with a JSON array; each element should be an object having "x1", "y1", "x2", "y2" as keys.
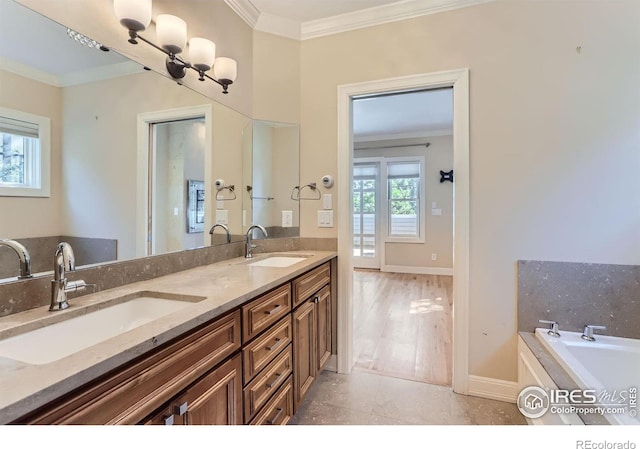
[
  {"x1": 291, "y1": 182, "x2": 321, "y2": 201},
  {"x1": 215, "y1": 185, "x2": 236, "y2": 201}
]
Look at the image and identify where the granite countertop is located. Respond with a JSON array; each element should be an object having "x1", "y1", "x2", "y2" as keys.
[{"x1": 0, "y1": 250, "x2": 336, "y2": 424}]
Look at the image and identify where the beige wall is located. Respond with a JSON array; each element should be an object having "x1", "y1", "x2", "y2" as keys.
[
  {"x1": 16, "y1": 0, "x2": 254, "y2": 117},
  {"x1": 0, "y1": 69, "x2": 62, "y2": 239},
  {"x1": 300, "y1": 1, "x2": 640, "y2": 381},
  {"x1": 357, "y1": 135, "x2": 454, "y2": 269},
  {"x1": 252, "y1": 31, "x2": 301, "y2": 124}
]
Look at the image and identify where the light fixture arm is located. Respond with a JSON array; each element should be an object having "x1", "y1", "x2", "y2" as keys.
[{"x1": 127, "y1": 30, "x2": 233, "y2": 94}]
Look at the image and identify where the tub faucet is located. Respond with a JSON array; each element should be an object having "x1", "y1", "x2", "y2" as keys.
[
  {"x1": 209, "y1": 223, "x2": 231, "y2": 244},
  {"x1": 50, "y1": 242, "x2": 87, "y2": 311},
  {"x1": 581, "y1": 324, "x2": 606, "y2": 342},
  {"x1": 245, "y1": 225, "x2": 268, "y2": 258},
  {"x1": 539, "y1": 319, "x2": 561, "y2": 337},
  {"x1": 0, "y1": 239, "x2": 32, "y2": 279}
]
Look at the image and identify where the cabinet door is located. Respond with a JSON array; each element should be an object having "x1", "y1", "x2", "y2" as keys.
[
  {"x1": 315, "y1": 285, "x2": 332, "y2": 372},
  {"x1": 292, "y1": 301, "x2": 316, "y2": 412},
  {"x1": 183, "y1": 354, "x2": 243, "y2": 425}
]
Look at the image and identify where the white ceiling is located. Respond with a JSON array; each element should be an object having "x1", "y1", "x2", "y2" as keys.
[
  {"x1": 249, "y1": 0, "x2": 400, "y2": 23},
  {"x1": 0, "y1": 0, "x2": 138, "y2": 86},
  {"x1": 353, "y1": 88, "x2": 453, "y2": 142}
]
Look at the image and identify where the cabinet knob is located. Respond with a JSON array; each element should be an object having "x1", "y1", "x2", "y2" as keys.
[
  {"x1": 173, "y1": 401, "x2": 188, "y2": 416},
  {"x1": 313, "y1": 296, "x2": 319, "y2": 304},
  {"x1": 164, "y1": 415, "x2": 175, "y2": 426}
]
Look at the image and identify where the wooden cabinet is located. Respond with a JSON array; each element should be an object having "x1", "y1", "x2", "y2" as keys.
[
  {"x1": 16, "y1": 310, "x2": 241, "y2": 425},
  {"x1": 12, "y1": 257, "x2": 335, "y2": 426},
  {"x1": 291, "y1": 263, "x2": 332, "y2": 412},
  {"x1": 144, "y1": 354, "x2": 242, "y2": 425}
]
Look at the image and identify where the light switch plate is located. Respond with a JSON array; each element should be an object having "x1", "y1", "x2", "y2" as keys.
[
  {"x1": 216, "y1": 200, "x2": 224, "y2": 210},
  {"x1": 317, "y1": 210, "x2": 333, "y2": 228},
  {"x1": 216, "y1": 209, "x2": 229, "y2": 225},
  {"x1": 323, "y1": 194, "x2": 333, "y2": 210},
  {"x1": 282, "y1": 210, "x2": 293, "y2": 227},
  {"x1": 431, "y1": 208, "x2": 442, "y2": 216}
]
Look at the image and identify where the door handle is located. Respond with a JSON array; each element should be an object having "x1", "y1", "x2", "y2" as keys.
[
  {"x1": 266, "y1": 407, "x2": 284, "y2": 425},
  {"x1": 265, "y1": 304, "x2": 282, "y2": 315},
  {"x1": 163, "y1": 415, "x2": 175, "y2": 425},
  {"x1": 265, "y1": 337, "x2": 285, "y2": 352},
  {"x1": 173, "y1": 401, "x2": 188, "y2": 416},
  {"x1": 265, "y1": 372, "x2": 282, "y2": 388}
]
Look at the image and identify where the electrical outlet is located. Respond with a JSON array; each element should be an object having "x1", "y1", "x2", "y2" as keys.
[
  {"x1": 282, "y1": 210, "x2": 293, "y2": 227},
  {"x1": 431, "y1": 253, "x2": 437, "y2": 261}
]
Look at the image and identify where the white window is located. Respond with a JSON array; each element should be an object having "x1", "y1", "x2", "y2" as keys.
[
  {"x1": 385, "y1": 157, "x2": 425, "y2": 242},
  {"x1": 0, "y1": 107, "x2": 50, "y2": 197}
]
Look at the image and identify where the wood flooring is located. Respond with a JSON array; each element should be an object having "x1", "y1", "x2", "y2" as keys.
[{"x1": 352, "y1": 270, "x2": 453, "y2": 386}]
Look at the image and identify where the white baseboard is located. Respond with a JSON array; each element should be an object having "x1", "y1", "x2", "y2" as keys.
[
  {"x1": 468, "y1": 375, "x2": 518, "y2": 403},
  {"x1": 382, "y1": 265, "x2": 454, "y2": 276}
]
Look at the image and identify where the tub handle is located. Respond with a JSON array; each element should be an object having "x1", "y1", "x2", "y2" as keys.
[
  {"x1": 539, "y1": 320, "x2": 561, "y2": 337},
  {"x1": 581, "y1": 325, "x2": 606, "y2": 342}
]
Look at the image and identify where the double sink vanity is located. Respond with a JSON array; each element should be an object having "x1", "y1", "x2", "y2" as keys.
[{"x1": 0, "y1": 251, "x2": 337, "y2": 425}]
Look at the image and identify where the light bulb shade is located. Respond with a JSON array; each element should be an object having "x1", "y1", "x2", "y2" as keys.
[
  {"x1": 156, "y1": 14, "x2": 187, "y2": 54},
  {"x1": 213, "y1": 57, "x2": 237, "y2": 83},
  {"x1": 114, "y1": 0, "x2": 152, "y2": 32},
  {"x1": 189, "y1": 38, "x2": 216, "y2": 72}
]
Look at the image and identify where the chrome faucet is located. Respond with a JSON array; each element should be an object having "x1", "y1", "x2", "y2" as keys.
[
  {"x1": 209, "y1": 223, "x2": 231, "y2": 244},
  {"x1": 245, "y1": 225, "x2": 267, "y2": 258},
  {"x1": 581, "y1": 324, "x2": 606, "y2": 342},
  {"x1": 50, "y1": 242, "x2": 87, "y2": 311},
  {"x1": 539, "y1": 319, "x2": 561, "y2": 337},
  {"x1": 0, "y1": 239, "x2": 32, "y2": 279}
]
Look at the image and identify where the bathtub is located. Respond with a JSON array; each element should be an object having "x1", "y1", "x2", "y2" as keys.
[{"x1": 535, "y1": 328, "x2": 640, "y2": 425}]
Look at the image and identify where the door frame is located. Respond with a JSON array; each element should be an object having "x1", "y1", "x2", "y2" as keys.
[
  {"x1": 136, "y1": 104, "x2": 213, "y2": 258},
  {"x1": 336, "y1": 69, "x2": 470, "y2": 395}
]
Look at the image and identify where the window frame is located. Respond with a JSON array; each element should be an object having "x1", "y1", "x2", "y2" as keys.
[
  {"x1": 0, "y1": 106, "x2": 51, "y2": 198},
  {"x1": 384, "y1": 156, "x2": 426, "y2": 244}
]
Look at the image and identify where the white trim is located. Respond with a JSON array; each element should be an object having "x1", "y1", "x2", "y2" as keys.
[
  {"x1": 224, "y1": 0, "x2": 260, "y2": 28},
  {"x1": 468, "y1": 375, "x2": 518, "y2": 403},
  {"x1": 0, "y1": 57, "x2": 142, "y2": 88},
  {"x1": 381, "y1": 265, "x2": 453, "y2": 276},
  {"x1": 136, "y1": 105, "x2": 213, "y2": 258},
  {"x1": 301, "y1": 0, "x2": 495, "y2": 40},
  {"x1": 337, "y1": 69, "x2": 470, "y2": 396}
]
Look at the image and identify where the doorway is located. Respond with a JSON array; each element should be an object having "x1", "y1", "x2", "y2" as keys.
[
  {"x1": 336, "y1": 69, "x2": 470, "y2": 395},
  {"x1": 350, "y1": 88, "x2": 454, "y2": 386},
  {"x1": 136, "y1": 105, "x2": 213, "y2": 259}
]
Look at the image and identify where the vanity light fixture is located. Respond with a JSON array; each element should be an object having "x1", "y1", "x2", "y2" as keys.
[
  {"x1": 113, "y1": 0, "x2": 236, "y2": 94},
  {"x1": 66, "y1": 28, "x2": 109, "y2": 52}
]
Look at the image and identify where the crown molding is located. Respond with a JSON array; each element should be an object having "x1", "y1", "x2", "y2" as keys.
[
  {"x1": 301, "y1": 0, "x2": 496, "y2": 40},
  {"x1": 354, "y1": 129, "x2": 453, "y2": 144},
  {"x1": 0, "y1": 57, "x2": 143, "y2": 88},
  {"x1": 224, "y1": 0, "x2": 260, "y2": 28}
]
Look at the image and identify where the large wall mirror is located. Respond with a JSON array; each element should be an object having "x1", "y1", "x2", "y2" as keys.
[
  {"x1": 243, "y1": 120, "x2": 300, "y2": 240},
  {"x1": 0, "y1": 0, "x2": 299, "y2": 281}
]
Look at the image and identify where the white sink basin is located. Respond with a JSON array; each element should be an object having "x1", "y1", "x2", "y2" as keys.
[
  {"x1": 0, "y1": 294, "x2": 198, "y2": 365},
  {"x1": 249, "y1": 256, "x2": 308, "y2": 268}
]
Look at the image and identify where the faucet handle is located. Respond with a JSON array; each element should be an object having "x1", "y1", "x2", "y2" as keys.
[
  {"x1": 539, "y1": 320, "x2": 561, "y2": 337},
  {"x1": 581, "y1": 324, "x2": 606, "y2": 341}
]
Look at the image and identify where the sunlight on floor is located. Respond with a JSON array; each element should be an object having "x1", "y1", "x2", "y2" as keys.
[{"x1": 409, "y1": 298, "x2": 444, "y2": 314}]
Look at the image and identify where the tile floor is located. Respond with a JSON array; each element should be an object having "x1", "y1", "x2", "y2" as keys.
[{"x1": 289, "y1": 370, "x2": 527, "y2": 425}]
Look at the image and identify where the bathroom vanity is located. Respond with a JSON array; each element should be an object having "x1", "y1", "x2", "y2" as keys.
[{"x1": 0, "y1": 251, "x2": 337, "y2": 425}]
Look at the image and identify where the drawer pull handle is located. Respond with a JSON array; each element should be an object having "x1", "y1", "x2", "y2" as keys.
[
  {"x1": 265, "y1": 304, "x2": 282, "y2": 315},
  {"x1": 173, "y1": 402, "x2": 188, "y2": 416},
  {"x1": 313, "y1": 296, "x2": 319, "y2": 304},
  {"x1": 266, "y1": 337, "x2": 284, "y2": 351},
  {"x1": 266, "y1": 407, "x2": 284, "y2": 425},
  {"x1": 266, "y1": 372, "x2": 282, "y2": 388},
  {"x1": 164, "y1": 415, "x2": 175, "y2": 426}
]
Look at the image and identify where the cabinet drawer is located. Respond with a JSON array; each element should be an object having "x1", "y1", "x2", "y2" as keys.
[
  {"x1": 249, "y1": 375, "x2": 294, "y2": 425},
  {"x1": 17, "y1": 310, "x2": 241, "y2": 425},
  {"x1": 243, "y1": 344, "x2": 292, "y2": 423},
  {"x1": 242, "y1": 316, "x2": 291, "y2": 384},
  {"x1": 242, "y1": 284, "x2": 291, "y2": 343},
  {"x1": 292, "y1": 262, "x2": 330, "y2": 309}
]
